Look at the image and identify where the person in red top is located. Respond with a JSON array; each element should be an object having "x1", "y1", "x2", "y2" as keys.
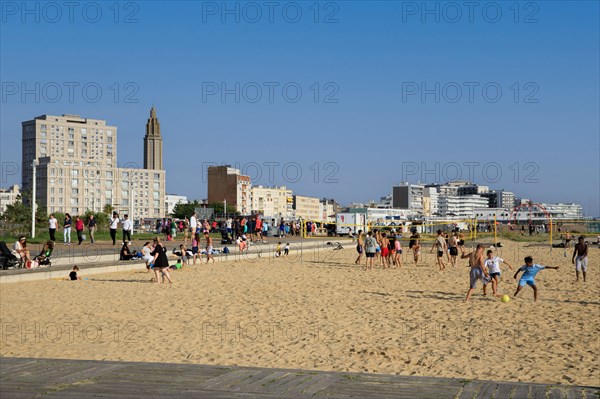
[
  {"x1": 255, "y1": 217, "x2": 263, "y2": 242},
  {"x1": 75, "y1": 217, "x2": 85, "y2": 245}
]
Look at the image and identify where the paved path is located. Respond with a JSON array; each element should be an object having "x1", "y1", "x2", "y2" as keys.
[{"x1": 0, "y1": 357, "x2": 597, "y2": 399}]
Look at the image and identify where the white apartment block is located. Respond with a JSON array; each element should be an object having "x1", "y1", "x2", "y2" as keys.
[
  {"x1": 437, "y1": 195, "x2": 489, "y2": 218},
  {"x1": 166, "y1": 194, "x2": 189, "y2": 215},
  {"x1": 21, "y1": 111, "x2": 166, "y2": 218},
  {"x1": 0, "y1": 185, "x2": 20, "y2": 214},
  {"x1": 251, "y1": 185, "x2": 293, "y2": 219}
]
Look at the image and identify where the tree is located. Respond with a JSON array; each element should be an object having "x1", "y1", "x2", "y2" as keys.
[
  {"x1": 103, "y1": 204, "x2": 114, "y2": 215},
  {"x1": 171, "y1": 200, "x2": 203, "y2": 220},
  {"x1": 0, "y1": 194, "x2": 46, "y2": 237},
  {"x1": 208, "y1": 202, "x2": 238, "y2": 217}
]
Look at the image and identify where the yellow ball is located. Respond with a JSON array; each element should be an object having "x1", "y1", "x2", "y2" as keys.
[{"x1": 501, "y1": 295, "x2": 510, "y2": 303}]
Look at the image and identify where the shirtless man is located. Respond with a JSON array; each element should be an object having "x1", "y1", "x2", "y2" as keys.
[
  {"x1": 572, "y1": 236, "x2": 588, "y2": 282},
  {"x1": 204, "y1": 232, "x2": 215, "y2": 263},
  {"x1": 462, "y1": 244, "x2": 490, "y2": 302},
  {"x1": 564, "y1": 230, "x2": 572, "y2": 256},
  {"x1": 448, "y1": 231, "x2": 459, "y2": 267}
]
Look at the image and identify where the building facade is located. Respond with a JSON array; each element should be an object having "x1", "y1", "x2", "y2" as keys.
[
  {"x1": 250, "y1": 185, "x2": 293, "y2": 219},
  {"x1": 0, "y1": 185, "x2": 20, "y2": 214},
  {"x1": 166, "y1": 194, "x2": 188, "y2": 215},
  {"x1": 207, "y1": 166, "x2": 251, "y2": 214},
  {"x1": 21, "y1": 112, "x2": 166, "y2": 218},
  {"x1": 392, "y1": 183, "x2": 424, "y2": 213},
  {"x1": 292, "y1": 195, "x2": 321, "y2": 220},
  {"x1": 437, "y1": 195, "x2": 489, "y2": 218}
]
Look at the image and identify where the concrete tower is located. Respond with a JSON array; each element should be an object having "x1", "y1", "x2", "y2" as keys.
[{"x1": 143, "y1": 106, "x2": 163, "y2": 170}]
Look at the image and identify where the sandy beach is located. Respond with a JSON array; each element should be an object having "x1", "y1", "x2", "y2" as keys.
[{"x1": 0, "y1": 239, "x2": 598, "y2": 386}]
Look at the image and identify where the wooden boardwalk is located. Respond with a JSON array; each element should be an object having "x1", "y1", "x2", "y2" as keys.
[{"x1": 0, "y1": 358, "x2": 597, "y2": 398}]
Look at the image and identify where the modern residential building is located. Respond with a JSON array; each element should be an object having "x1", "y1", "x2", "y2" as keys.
[
  {"x1": 21, "y1": 111, "x2": 166, "y2": 218},
  {"x1": 512, "y1": 202, "x2": 584, "y2": 221},
  {"x1": 437, "y1": 195, "x2": 489, "y2": 218},
  {"x1": 481, "y1": 190, "x2": 515, "y2": 209},
  {"x1": 319, "y1": 198, "x2": 341, "y2": 222},
  {"x1": 457, "y1": 183, "x2": 489, "y2": 196},
  {"x1": 207, "y1": 166, "x2": 251, "y2": 214},
  {"x1": 250, "y1": 185, "x2": 293, "y2": 219},
  {"x1": 0, "y1": 185, "x2": 20, "y2": 214},
  {"x1": 392, "y1": 183, "x2": 424, "y2": 213},
  {"x1": 422, "y1": 187, "x2": 439, "y2": 217},
  {"x1": 292, "y1": 195, "x2": 321, "y2": 221},
  {"x1": 166, "y1": 194, "x2": 188, "y2": 215}
]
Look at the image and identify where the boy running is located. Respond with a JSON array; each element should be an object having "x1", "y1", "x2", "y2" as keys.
[
  {"x1": 484, "y1": 249, "x2": 514, "y2": 297},
  {"x1": 513, "y1": 256, "x2": 559, "y2": 302}
]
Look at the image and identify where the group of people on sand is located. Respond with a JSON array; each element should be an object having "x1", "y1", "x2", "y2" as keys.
[{"x1": 352, "y1": 228, "x2": 591, "y2": 302}]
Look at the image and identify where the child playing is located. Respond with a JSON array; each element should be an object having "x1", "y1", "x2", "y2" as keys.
[
  {"x1": 275, "y1": 242, "x2": 282, "y2": 257},
  {"x1": 69, "y1": 266, "x2": 81, "y2": 281},
  {"x1": 513, "y1": 256, "x2": 559, "y2": 302},
  {"x1": 284, "y1": 243, "x2": 290, "y2": 256},
  {"x1": 484, "y1": 249, "x2": 514, "y2": 297}
]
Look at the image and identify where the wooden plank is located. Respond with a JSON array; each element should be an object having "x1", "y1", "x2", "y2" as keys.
[
  {"x1": 511, "y1": 385, "x2": 530, "y2": 399},
  {"x1": 458, "y1": 381, "x2": 482, "y2": 399},
  {"x1": 475, "y1": 382, "x2": 497, "y2": 399},
  {"x1": 563, "y1": 387, "x2": 581, "y2": 399},
  {"x1": 493, "y1": 383, "x2": 514, "y2": 399},
  {"x1": 199, "y1": 369, "x2": 255, "y2": 390},
  {"x1": 547, "y1": 387, "x2": 565, "y2": 399},
  {"x1": 530, "y1": 384, "x2": 547, "y2": 399}
]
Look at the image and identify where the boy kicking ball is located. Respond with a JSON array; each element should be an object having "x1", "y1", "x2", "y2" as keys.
[{"x1": 513, "y1": 256, "x2": 559, "y2": 302}]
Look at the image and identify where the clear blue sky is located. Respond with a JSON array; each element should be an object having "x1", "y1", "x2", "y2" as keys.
[{"x1": 1, "y1": 1, "x2": 598, "y2": 216}]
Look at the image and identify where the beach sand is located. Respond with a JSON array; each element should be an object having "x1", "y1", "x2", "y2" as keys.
[{"x1": 1, "y1": 240, "x2": 598, "y2": 386}]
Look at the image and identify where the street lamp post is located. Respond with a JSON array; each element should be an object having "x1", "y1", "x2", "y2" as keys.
[{"x1": 31, "y1": 159, "x2": 38, "y2": 238}]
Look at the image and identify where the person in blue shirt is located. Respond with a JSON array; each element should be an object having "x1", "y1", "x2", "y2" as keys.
[{"x1": 513, "y1": 256, "x2": 559, "y2": 302}]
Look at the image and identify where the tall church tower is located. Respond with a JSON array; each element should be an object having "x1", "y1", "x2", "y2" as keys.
[{"x1": 143, "y1": 106, "x2": 163, "y2": 170}]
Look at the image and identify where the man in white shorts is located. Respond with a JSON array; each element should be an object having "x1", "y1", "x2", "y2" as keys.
[{"x1": 571, "y1": 236, "x2": 588, "y2": 282}]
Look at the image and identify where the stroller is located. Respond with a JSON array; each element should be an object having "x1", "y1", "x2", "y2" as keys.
[
  {"x1": 220, "y1": 227, "x2": 232, "y2": 245},
  {"x1": 35, "y1": 243, "x2": 53, "y2": 267},
  {"x1": 0, "y1": 241, "x2": 20, "y2": 270}
]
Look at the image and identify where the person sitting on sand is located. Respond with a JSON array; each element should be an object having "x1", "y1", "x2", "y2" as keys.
[
  {"x1": 462, "y1": 244, "x2": 490, "y2": 302},
  {"x1": 513, "y1": 256, "x2": 559, "y2": 302},
  {"x1": 69, "y1": 266, "x2": 81, "y2": 281}
]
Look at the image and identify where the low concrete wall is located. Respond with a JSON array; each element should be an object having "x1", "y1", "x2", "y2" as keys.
[{"x1": 1, "y1": 240, "x2": 350, "y2": 284}]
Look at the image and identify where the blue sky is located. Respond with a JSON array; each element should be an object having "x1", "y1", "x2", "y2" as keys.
[{"x1": 1, "y1": 1, "x2": 598, "y2": 216}]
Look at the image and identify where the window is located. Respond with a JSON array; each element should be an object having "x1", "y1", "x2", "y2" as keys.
[
  {"x1": 71, "y1": 179, "x2": 79, "y2": 186},
  {"x1": 72, "y1": 188, "x2": 79, "y2": 195},
  {"x1": 122, "y1": 199, "x2": 129, "y2": 206},
  {"x1": 154, "y1": 200, "x2": 160, "y2": 207},
  {"x1": 106, "y1": 171, "x2": 113, "y2": 178},
  {"x1": 153, "y1": 182, "x2": 159, "y2": 190},
  {"x1": 153, "y1": 191, "x2": 159, "y2": 199},
  {"x1": 105, "y1": 190, "x2": 112, "y2": 199}
]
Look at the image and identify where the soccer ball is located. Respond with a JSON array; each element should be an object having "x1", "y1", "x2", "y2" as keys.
[{"x1": 501, "y1": 295, "x2": 510, "y2": 303}]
